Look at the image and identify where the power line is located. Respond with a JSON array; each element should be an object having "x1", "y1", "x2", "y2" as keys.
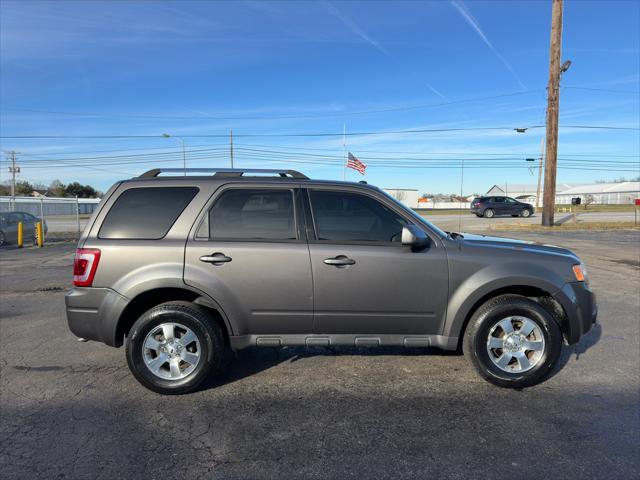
[
  {"x1": 234, "y1": 142, "x2": 639, "y2": 158},
  {"x1": 3, "y1": 123, "x2": 638, "y2": 140},
  {"x1": 561, "y1": 125, "x2": 640, "y2": 131},
  {"x1": 5, "y1": 150, "x2": 636, "y2": 167},
  {"x1": 11, "y1": 143, "x2": 229, "y2": 156},
  {"x1": 0, "y1": 127, "x2": 523, "y2": 139},
  {"x1": 11, "y1": 141, "x2": 637, "y2": 159},
  {"x1": 564, "y1": 86, "x2": 640, "y2": 95},
  {"x1": 0, "y1": 90, "x2": 544, "y2": 121},
  {"x1": 14, "y1": 147, "x2": 228, "y2": 162}
]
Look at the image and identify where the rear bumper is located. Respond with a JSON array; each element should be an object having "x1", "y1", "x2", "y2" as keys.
[
  {"x1": 65, "y1": 287, "x2": 129, "y2": 347},
  {"x1": 554, "y1": 282, "x2": 597, "y2": 344}
]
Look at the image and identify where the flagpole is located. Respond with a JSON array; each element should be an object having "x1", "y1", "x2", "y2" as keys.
[{"x1": 343, "y1": 122, "x2": 347, "y2": 181}]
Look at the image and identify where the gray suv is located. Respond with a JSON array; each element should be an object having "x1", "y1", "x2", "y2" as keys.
[{"x1": 66, "y1": 168, "x2": 597, "y2": 394}]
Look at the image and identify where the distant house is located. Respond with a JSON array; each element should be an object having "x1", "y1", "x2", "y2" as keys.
[{"x1": 30, "y1": 189, "x2": 50, "y2": 198}]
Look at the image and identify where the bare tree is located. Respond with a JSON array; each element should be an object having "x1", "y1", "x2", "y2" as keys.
[{"x1": 390, "y1": 190, "x2": 407, "y2": 202}]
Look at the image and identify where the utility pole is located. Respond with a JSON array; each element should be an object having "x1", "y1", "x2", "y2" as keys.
[
  {"x1": 6, "y1": 151, "x2": 20, "y2": 209},
  {"x1": 536, "y1": 137, "x2": 545, "y2": 211},
  {"x1": 230, "y1": 129, "x2": 234, "y2": 168},
  {"x1": 542, "y1": 0, "x2": 566, "y2": 226}
]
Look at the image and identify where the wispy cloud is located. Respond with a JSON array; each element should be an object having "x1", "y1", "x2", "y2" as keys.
[
  {"x1": 450, "y1": 0, "x2": 526, "y2": 89},
  {"x1": 425, "y1": 83, "x2": 447, "y2": 100},
  {"x1": 321, "y1": 1, "x2": 389, "y2": 56}
]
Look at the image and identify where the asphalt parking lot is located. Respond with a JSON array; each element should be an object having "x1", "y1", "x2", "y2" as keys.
[{"x1": 1, "y1": 228, "x2": 639, "y2": 479}]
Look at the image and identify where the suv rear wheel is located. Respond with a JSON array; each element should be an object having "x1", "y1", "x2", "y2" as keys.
[
  {"x1": 463, "y1": 294, "x2": 562, "y2": 388},
  {"x1": 483, "y1": 208, "x2": 495, "y2": 218},
  {"x1": 125, "y1": 301, "x2": 224, "y2": 394}
]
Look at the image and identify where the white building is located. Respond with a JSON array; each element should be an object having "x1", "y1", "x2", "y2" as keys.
[
  {"x1": 486, "y1": 184, "x2": 574, "y2": 203},
  {"x1": 383, "y1": 188, "x2": 419, "y2": 208},
  {"x1": 555, "y1": 181, "x2": 640, "y2": 205},
  {"x1": 485, "y1": 181, "x2": 639, "y2": 205}
]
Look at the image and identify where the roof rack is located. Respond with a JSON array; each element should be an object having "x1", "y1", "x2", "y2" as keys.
[{"x1": 138, "y1": 168, "x2": 309, "y2": 179}]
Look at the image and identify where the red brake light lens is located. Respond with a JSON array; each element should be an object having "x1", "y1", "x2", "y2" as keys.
[{"x1": 73, "y1": 248, "x2": 101, "y2": 287}]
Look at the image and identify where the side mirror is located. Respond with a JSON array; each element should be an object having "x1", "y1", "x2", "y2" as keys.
[{"x1": 401, "y1": 225, "x2": 430, "y2": 249}]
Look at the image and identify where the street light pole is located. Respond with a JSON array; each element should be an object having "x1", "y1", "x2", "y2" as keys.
[{"x1": 162, "y1": 133, "x2": 186, "y2": 175}]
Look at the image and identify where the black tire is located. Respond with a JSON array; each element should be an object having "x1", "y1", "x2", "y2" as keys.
[
  {"x1": 125, "y1": 301, "x2": 224, "y2": 394},
  {"x1": 483, "y1": 209, "x2": 495, "y2": 218},
  {"x1": 521, "y1": 208, "x2": 532, "y2": 218},
  {"x1": 463, "y1": 294, "x2": 563, "y2": 388}
]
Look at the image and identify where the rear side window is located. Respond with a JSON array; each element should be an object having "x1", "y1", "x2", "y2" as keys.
[
  {"x1": 99, "y1": 187, "x2": 198, "y2": 239},
  {"x1": 208, "y1": 188, "x2": 296, "y2": 240}
]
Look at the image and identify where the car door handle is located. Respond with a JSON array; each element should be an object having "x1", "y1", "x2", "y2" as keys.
[
  {"x1": 200, "y1": 253, "x2": 232, "y2": 265},
  {"x1": 323, "y1": 255, "x2": 356, "y2": 267}
]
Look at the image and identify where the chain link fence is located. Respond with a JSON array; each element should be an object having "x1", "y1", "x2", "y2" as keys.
[{"x1": 1, "y1": 196, "x2": 100, "y2": 238}]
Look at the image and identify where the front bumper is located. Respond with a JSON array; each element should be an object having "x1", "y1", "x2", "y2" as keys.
[
  {"x1": 65, "y1": 287, "x2": 129, "y2": 347},
  {"x1": 554, "y1": 281, "x2": 597, "y2": 344}
]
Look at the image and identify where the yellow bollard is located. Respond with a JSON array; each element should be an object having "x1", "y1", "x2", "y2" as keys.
[
  {"x1": 17, "y1": 221, "x2": 23, "y2": 248},
  {"x1": 36, "y1": 221, "x2": 44, "y2": 248}
]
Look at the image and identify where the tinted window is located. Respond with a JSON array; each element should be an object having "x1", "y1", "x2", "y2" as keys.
[
  {"x1": 505, "y1": 197, "x2": 517, "y2": 204},
  {"x1": 209, "y1": 189, "x2": 295, "y2": 240},
  {"x1": 310, "y1": 190, "x2": 407, "y2": 243},
  {"x1": 492, "y1": 197, "x2": 505, "y2": 203},
  {"x1": 99, "y1": 187, "x2": 198, "y2": 239}
]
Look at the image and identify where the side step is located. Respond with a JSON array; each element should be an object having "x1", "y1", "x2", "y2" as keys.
[{"x1": 229, "y1": 334, "x2": 458, "y2": 351}]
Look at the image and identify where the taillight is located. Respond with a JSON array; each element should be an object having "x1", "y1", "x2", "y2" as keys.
[{"x1": 73, "y1": 248, "x2": 101, "y2": 287}]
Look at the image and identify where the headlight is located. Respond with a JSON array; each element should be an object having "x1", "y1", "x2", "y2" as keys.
[{"x1": 572, "y1": 263, "x2": 588, "y2": 283}]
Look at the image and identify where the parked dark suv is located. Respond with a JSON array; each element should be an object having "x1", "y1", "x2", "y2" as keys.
[
  {"x1": 66, "y1": 168, "x2": 596, "y2": 394},
  {"x1": 471, "y1": 196, "x2": 534, "y2": 218}
]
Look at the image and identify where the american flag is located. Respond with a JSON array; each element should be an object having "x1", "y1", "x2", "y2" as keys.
[{"x1": 346, "y1": 152, "x2": 366, "y2": 175}]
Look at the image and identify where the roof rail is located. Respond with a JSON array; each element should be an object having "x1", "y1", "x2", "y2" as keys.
[{"x1": 138, "y1": 168, "x2": 309, "y2": 179}]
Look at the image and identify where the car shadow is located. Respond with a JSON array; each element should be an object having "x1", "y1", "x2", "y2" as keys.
[
  {"x1": 549, "y1": 322, "x2": 602, "y2": 380},
  {"x1": 199, "y1": 345, "x2": 456, "y2": 392},
  {"x1": 199, "y1": 323, "x2": 603, "y2": 392}
]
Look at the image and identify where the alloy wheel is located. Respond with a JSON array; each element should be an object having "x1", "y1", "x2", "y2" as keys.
[
  {"x1": 486, "y1": 316, "x2": 545, "y2": 373},
  {"x1": 142, "y1": 322, "x2": 201, "y2": 380}
]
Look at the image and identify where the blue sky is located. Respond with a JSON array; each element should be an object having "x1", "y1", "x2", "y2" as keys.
[{"x1": 1, "y1": 0, "x2": 638, "y2": 194}]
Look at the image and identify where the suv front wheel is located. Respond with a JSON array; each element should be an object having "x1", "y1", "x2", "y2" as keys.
[
  {"x1": 125, "y1": 301, "x2": 224, "y2": 394},
  {"x1": 463, "y1": 294, "x2": 562, "y2": 388}
]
